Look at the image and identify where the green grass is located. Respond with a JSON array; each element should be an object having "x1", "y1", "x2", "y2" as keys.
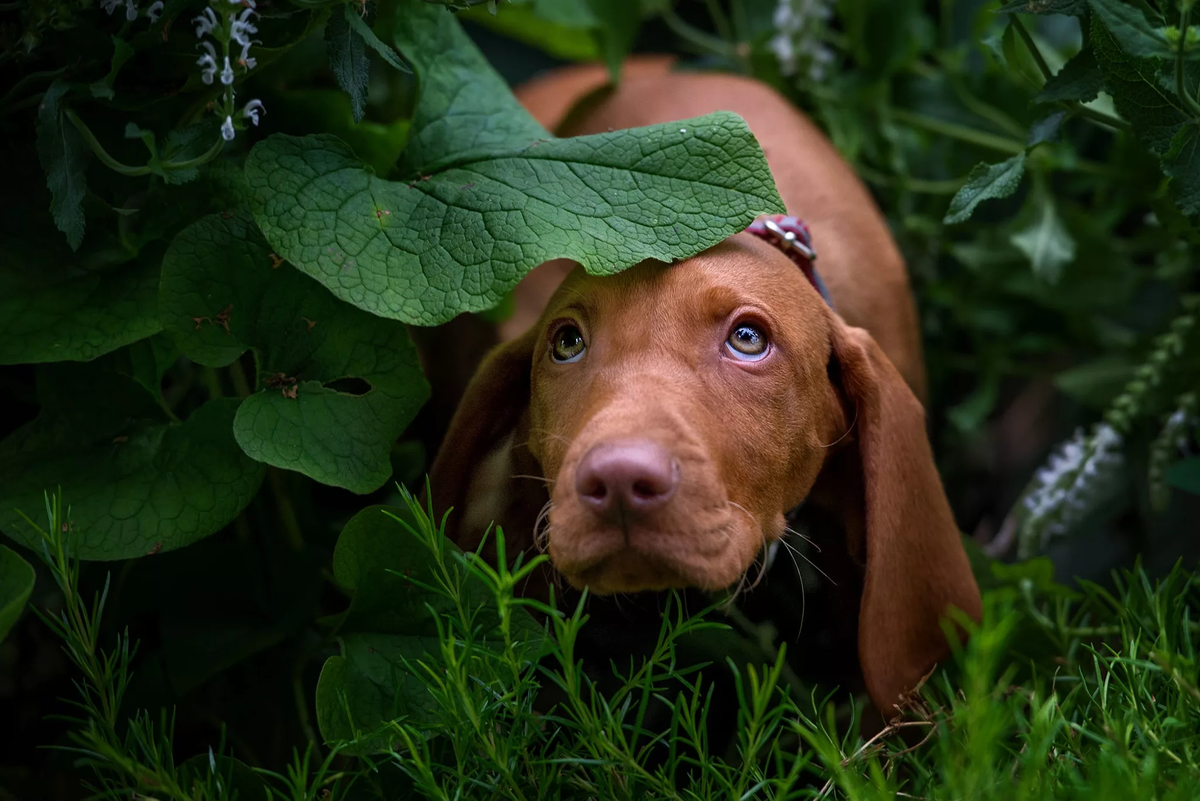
[{"x1": 27, "y1": 488, "x2": 1200, "y2": 800}]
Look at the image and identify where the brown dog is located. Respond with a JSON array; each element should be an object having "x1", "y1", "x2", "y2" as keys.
[{"x1": 428, "y1": 57, "x2": 981, "y2": 718}]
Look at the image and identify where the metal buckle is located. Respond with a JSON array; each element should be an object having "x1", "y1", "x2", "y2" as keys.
[{"x1": 762, "y1": 218, "x2": 816, "y2": 262}]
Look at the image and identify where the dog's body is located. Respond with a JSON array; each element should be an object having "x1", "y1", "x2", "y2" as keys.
[{"x1": 428, "y1": 58, "x2": 981, "y2": 719}]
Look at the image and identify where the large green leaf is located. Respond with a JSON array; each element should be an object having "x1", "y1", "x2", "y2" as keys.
[
  {"x1": 160, "y1": 211, "x2": 429, "y2": 493},
  {"x1": 315, "y1": 505, "x2": 449, "y2": 755},
  {"x1": 0, "y1": 362, "x2": 264, "y2": 561},
  {"x1": 1086, "y1": 0, "x2": 1175, "y2": 61},
  {"x1": 1036, "y1": 47, "x2": 1104, "y2": 105},
  {"x1": 246, "y1": 0, "x2": 783, "y2": 327},
  {"x1": 0, "y1": 544, "x2": 35, "y2": 643},
  {"x1": 315, "y1": 504, "x2": 544, "y2": 755}
]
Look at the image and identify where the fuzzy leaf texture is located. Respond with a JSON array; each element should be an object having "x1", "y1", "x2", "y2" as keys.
[
  {"x1": 246, "y1": 0, "x2": 784, "y2": 326},
  {"x1": 35, "y1": 81, "x2": 90, "y2": 251},
  {"x1": 325, "y1": 4, "x2": 371, "y2": 123},
  {"x1": 159, "y1": 211, "x2": 430, "y2": 493},
  {"x1": 0, "y1": 361, "x2": 264, "y2": 561},
  {"x1": 1086, "y1": 0, "x2": 1177, "y2": 61},
  {"x1": 0, "y1": 544, "x2": 35, "y2": 644},
  {"x1": 1036, "y1": 46, "x2": 1104, "y2": 104},
  {"x1": 944, "y1": 155, "x2": 1027, "y2": 224}
]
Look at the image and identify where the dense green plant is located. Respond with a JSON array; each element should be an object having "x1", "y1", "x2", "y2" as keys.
[{"x1": 3, "y1": 0, "x2": 1200, "y2": 797}]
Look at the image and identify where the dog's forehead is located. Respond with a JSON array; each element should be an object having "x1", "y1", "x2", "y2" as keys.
[{"x1": 544, "y1": 232, "x2": 830, "y2": 335}]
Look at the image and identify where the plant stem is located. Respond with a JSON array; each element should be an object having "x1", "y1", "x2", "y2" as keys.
[
  {"x1": 267, "y1": 468, "x2": 305, "y2": 551},
  {"x1": 889, "y1": 108, "x2": 1026, "y2": 154},
  {"x1": 1070, "y1": 102, "x2": 1133, "y2": 132},
  {"x1": 1011, "y1": 15, "x2": 1053, "y2": 83},
  {"x1": 65, "y1": 109, "x2": 153, "y2": 177},
  {"x1": 661, "y1": 4, "x2": 737, "y2": 58},
  {"x1": 1177, "y1": 5, "x2": 1200, "y2": 117}
]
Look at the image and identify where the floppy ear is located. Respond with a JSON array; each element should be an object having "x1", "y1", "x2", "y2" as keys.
[
  {"x1": 828, "y1": 319, "x2": 982, "y2": 718},
  {"x1": 428, "y1": 326, "x2": 546, "y2": 556}
]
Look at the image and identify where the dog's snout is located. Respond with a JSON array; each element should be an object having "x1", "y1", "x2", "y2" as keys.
[{"x1": 575, "y1": 439, "x2": 678, "y2": 522}]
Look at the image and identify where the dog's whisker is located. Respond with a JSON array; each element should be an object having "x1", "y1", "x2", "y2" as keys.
[
  {"x1": 780, "y1": 534, "x2": 838, "y2": 587},
  {"x1": 819, "y1": 402, "x2": 859, "y2": 449},
  {"x1": 511, "y1": 473, "x2": 556, "y2": 487},
  {"x1": 783, "y1": 524, "x2": 821, "y2": 553}
]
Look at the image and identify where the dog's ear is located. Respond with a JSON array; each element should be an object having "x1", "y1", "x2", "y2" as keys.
[
  {"x1": 827, "y1": 319, "x2": 982, "y2": 718},
  {"x1": 428, "y1": 326, "x2": 545, "y2": 555}
]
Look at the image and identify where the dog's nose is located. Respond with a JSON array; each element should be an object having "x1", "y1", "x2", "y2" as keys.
[{"x1": 575, "y1": 439, "x2": 678, "y2": 523}]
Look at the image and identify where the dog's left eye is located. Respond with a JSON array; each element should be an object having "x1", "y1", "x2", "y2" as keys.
[
  {"x1": 551, "y1": 324, "x2": 587, "y2": 363},
  {"x1": 726, "y1": 324, "x2": 769, "y2": 360}
]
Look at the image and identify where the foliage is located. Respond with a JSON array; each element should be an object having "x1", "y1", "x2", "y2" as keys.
[
  {"x1": 22, "y1": 489, "x2": 1200, "y2": 799},
  {"x1": 3, "y1": 0, "x2": 1200, "y2": 797}
]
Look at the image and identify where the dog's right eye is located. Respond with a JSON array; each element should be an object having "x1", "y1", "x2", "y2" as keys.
[{"x1": 551, "y1": 325, "x2": 587, "y2": 363}]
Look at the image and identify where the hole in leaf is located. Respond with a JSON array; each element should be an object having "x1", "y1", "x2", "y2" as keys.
[{"x1": 323, "y1": 377, "x2": 372, "y2": 396}]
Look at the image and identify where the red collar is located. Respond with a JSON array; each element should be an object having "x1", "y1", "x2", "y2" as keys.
[{"x1": 745, "y1": 215, "x2": 831, "y2": 306}]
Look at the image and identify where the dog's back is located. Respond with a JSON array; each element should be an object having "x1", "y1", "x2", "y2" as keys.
[{"x1": 511, "y1": 57, "x2": 927, "y2": 401}]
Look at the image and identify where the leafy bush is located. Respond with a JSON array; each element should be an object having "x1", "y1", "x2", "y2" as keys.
[{"x1": 2, "y1": 0, "x2": 1200, "y2": 798}]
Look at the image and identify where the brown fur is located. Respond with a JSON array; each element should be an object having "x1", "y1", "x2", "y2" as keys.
[{"x1": 428, "y1": 58, "x2": 981, "y2": 718}]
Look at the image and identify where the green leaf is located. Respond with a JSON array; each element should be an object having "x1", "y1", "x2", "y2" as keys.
[
  {"x1": 997, "y1": 0, "x2": 1087, "y2": 15},
  {"x1": 1036, "y1": 46, "x2": 1104, "y2": 104},
  {"x1": 1091, "y1": 14, "x2": 1188, "y2": 154},
  {"x1": 90, "y1": 35, "x2": 135, "y2": 100},
  {"x1": 944, "y1": 155, "x2": 1027, "y2": 224},
  {"x1": 0, "y1": 363, "x2": 264, "y2": 561},
  {"x1": 160, "y1": 211, "x2": 430, "y2": 493},
  {"x1": 1010, "y1": 193, "x2": 1076, "y2": 282},
  {"x1": 0, "y1": 243, "x2": 161, "y2": 366},
  {"x1": 1027, "y1": 111, "x2": 1067, "y2": 146},
  {"x1": 1163, "y1": 122, "x2": 1200, "y2": 214},
  {"x1": 345, "y1": 4, "x2": 410, "y2": 73},
  {"x1": 326, "y1": 3, "x2": 371, "y2": 124},
  {"x1": 1087, "y1": 0, "x2": 1174, "y2": 60},
  {"x1": 316, "y1": 504, "x2": 546, "y2": 754},
  {"x1": 1166, "y1": 457, "x2": 1200, "y2": 495},
  {"x1": 0, "y1": 544, "x2": 35, "y2": 644},
  {"x1": 248, "y1": 5, "x2": 781, "y2": 326},
  {"x1": 462, "y1": 1, "x2": 601, "y2": 61},
  {"x1": 586, "y1": 0, "x2": 641, "y2": 81},
  {"x1": 315, "y1": 505, "x2": 452, "y2": 754},
  {"x1": 35, "y1": 81, "x2": 91, "y2": 251}
]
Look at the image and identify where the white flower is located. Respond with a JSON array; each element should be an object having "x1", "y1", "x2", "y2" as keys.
[
  {"x1": 221, "y1": 116, "x2": 236, "y2": 141},
  {"x1": 193, "y1": 7, "x2": 220, "y2": 38},
  {"x1": 101, "y1": 0, "x2": 122, "y2": 14},
  {"x1": 196, "y1": 41, "x2": 218, "y2": 85},
  {"x1": 242, "y1": 99, "x2": 265, "y2": 126},
  {"x1": 230, "y1": 7, "x2": 258, "y2": 45},
  {"x1": 145, "y1": 0, "x2": 163, "y2": 22},
  {"x1": 124, "y1": 0, "x2": 138, "y2": 21},
  {"x1": 238, "y1": 37, "x2": 259, "y2": 70},
  {"x1": 770, "y1": 0, "x2": 835, "y2": 81},
  {"x1": 220, "y1": 55, "x2": 235, "y2": 85}
]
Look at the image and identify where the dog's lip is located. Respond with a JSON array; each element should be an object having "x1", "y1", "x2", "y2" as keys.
[{"x1": 566, "y1": 549, "x2": 692, "y2": 594}]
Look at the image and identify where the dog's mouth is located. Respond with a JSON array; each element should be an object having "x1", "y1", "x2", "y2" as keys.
[{"x1": 547, "y1": 514, "x2": 764, "y2": 595}]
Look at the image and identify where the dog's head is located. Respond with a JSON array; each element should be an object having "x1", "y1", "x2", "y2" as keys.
[{"x1": 430, "y1": 231, "x2": 980, "y2": 715}]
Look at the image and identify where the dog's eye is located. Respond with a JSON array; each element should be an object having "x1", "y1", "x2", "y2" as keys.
[
  {"x1": 726, "y1": 324, "x2": 768, "y2": 360},
  {"x1": 551, "y1": 325, "x2": 587, "y2": 363}
]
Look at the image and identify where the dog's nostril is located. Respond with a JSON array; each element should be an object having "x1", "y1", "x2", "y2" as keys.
[{"x1": 575, "y1": 438, "x2": 679, "y2": 522}]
